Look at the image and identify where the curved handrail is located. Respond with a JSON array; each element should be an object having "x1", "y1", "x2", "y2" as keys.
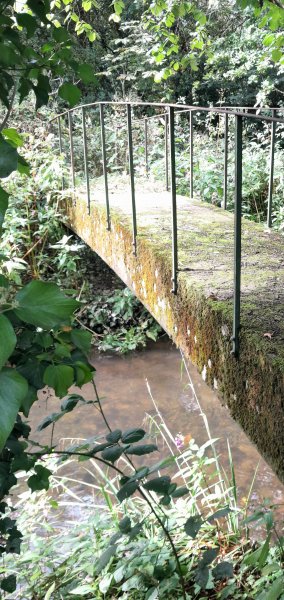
[{"x1": 50, "y1": 101, "x2": 284, "y2": 124}]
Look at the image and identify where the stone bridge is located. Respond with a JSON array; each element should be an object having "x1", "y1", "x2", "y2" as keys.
[{"x1": 53, "y1": 102, "x2": 284, "y2": 481}]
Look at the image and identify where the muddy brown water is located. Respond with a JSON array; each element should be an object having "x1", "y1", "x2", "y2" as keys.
[{"x1": 27, "y1": 337, "x2": 284, "y2": 512}]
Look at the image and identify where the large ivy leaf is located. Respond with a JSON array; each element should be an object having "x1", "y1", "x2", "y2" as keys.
[
  {"x1": 15, "y1": 281, "x2": 79, "y2": 329},
  {"x1": 0, "y1": 314, "x2": 16, "y2": 369},
  {"x1": 43, "y1": 364, "x2": 74, "y2": 398},
  {"x1": 0, "y1": 136, "x2": 18, "y2": 178},
  {"x1": 0, "y1": 368, "x2": 28, "y2": 450},
  {"x1": 58, "y1": 83, "x2": 81, "y2": 107}
]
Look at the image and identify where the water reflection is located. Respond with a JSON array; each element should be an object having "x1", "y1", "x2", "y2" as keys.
[{"x1": 28, "y1": 338, "x2": 284, "y2": 509}]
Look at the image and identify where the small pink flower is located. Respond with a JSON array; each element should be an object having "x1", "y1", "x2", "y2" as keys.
[{"x1": 175, "y1": 433, "x2": 184, "y2": 450}]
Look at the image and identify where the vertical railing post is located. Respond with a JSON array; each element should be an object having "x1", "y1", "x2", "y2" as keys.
[
  {"x1": 57, "y1": 115, "x2": 64, "y2": 190},
  {"x1": 232, "y1": 114, "x2": 242, "y2": 358},
  {"x1": 169, "y1": 106, "x2": 178, "y2": 295},
  {"x1": 127, "y1": 103, "x2": 137, "y2": 255},
  {"x1": 267, "y1": 109, "x2": 276, "y2": 228},
  {"x1": 189, "y1": 109, "x2": 194, "y2": 198},
  {"x1": 223, "y1": 112, "x2": 228, "y2": 210},
  {"x1": 144, "y1": 117, "x2": 149, "y2": 175},
  {"x1": 82, "y1": 107, "x2": 90, "y2": 215},
  {"x1": 165, "y1": 112, "x2": 169, "y2": 191},
  {"x1": 68, "y1": 111, "x2": 75, "y2": 192},
  {"x1": 99, "y1": 103, "x2": 111, "y2": 230}
]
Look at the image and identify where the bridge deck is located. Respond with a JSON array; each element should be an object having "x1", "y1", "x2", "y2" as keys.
[{"x1": 64, "y1": 176, "x2": 284, "y2": 480}]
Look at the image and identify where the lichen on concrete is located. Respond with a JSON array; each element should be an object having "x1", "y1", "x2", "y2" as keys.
[{"x1": 63, "y1": 177, "x2": 284, "y2": 481}]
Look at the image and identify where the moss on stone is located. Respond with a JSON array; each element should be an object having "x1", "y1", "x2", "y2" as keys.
[{"x1": 62, "y1": 187, "x2": 284, "y2": 482}]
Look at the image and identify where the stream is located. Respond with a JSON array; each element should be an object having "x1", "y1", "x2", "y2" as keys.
[{"x1": 28, "y1": 336, "x2": 284, "y2": 510}]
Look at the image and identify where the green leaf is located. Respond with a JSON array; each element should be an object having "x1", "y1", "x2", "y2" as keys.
[
  {"x1": 125, "y1": 444, "x2": 158, "y2": 456},
  {"x1": 0, "y1": 274, "x2": 9, "y2": 288},
  {"x1": 27, "y1": 0, "x2": 49, "y2": 23},
  {"x1": 28, "y1": 464, "x2": 52, "y2": 492},
  {"x1": 184, "y1": 515, "x2": 203, "y2": 538},
  {"x1": 144, "y1": 476, "x2": 171, "y2": 495},
  {"x1": 61, "y1": 394, "x2": 83, "y2": 412},
  {"x1": 2, "y1": 128, "x2": 24, "y2": 148},
  {"x1": 0, "y1": 368, "x2": 28, "y2": 450},
  {"x1": 20, "y1": 385, "x2": 37, "y2": 417},
  {"x1": 96, "y1": 545, "x2": 117, "y2": 574},
  {"x1": 121, "y1": 428, "x2": 146, "y2": 443},
  {"x1": 17, "y1": 154, "x2": 30, "y2": 175},
  {"x1": 212, "y1": 561, "x2": 233, "y2": 581},
  {"x1": 101, "y1": 444, "x2": 125, "y2": 463},
  {"x1": 118, "y1": 516, "x2": 131, "y2": 533},
  {"x1": 16, "y1": 13, "x2": 38, "y2": 38},
  {"x1": 171, "y1": 486, "x2": 189, "y2": 498},
  {"x1": 0, "y1": 44, "x2": 20, "y2": 66},
  {"x1": 207, "y1": 506, "x2": 232, "y2": 521},
  {"x1": 53, "y1": 27, "x2": 70, "y2": 43},
  {"x1": 128, "y1": 522, "x2": 143, "y2": 540},
  {"x1": 258, "y1": 577, "x2": 284, "y2": 600},
  {"x1": 33, "y1": 74, "x2": 51, "y2": 109},
  {"x1": 0, "y1": 135, "x2": 18, "y2": 178},
  {"x1": 18, "y1": 78, "x2": 33, "y2": 103},
  {"x1": 0, "y1": 186, "x2": 9, "y2": 229},
  {"x1": 37, "y1": 411, "x2": 65, "y2": 431},
  {"x1": 1, "y1": 574, "x2": 16, "y2": 593},
  {"x1": 0, "y1": 314, "x2": 16, "y2": 369},
  {"x1": 78, "y1": 63, "x2": 96, "y2": 84},
  {"x1": 58, "y1": 83, "x2": 81, "y2": 107},
  {"x1": 15, "y1": 281, "x2": 79, "y2": 329},
  {"x1": 71, "y1": 329, "x2": 92, "y2": 355},
  {"x1": 74, "y1": 361, "x2": 93, "y2": 386},
  {"x1": 195, "y1": 565, "x2": 209, "y2": 589},
  {"x1": 117, "y1": 480, "x2": 138, "y2": 503},
  {"x1": 106, "y1": 429, "x2": 122, "y2": 443},
  {"x1": 43, "y1": 364, "x2": 74, "y2": 398},
  {"x1": 160, "y1": 494, "x2": 171, "y2": 505}
]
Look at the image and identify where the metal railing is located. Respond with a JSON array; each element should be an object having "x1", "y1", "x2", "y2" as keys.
[{"x1": 50, "y1": 102, "x2": 284, "y2": 358}]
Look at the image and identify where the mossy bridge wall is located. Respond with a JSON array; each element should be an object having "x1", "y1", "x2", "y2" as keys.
[{"x1": 63, "y1": 187, "x2": 284, "y2": 481}]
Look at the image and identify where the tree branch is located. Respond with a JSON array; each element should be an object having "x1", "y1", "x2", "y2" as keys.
[{"x1": 0, "y1": 83, "x2": 17, "y2": 132}]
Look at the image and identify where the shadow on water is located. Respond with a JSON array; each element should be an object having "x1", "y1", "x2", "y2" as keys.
[{"x1": 27, "y1": 336, "x2": 284, "y2": 511}]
